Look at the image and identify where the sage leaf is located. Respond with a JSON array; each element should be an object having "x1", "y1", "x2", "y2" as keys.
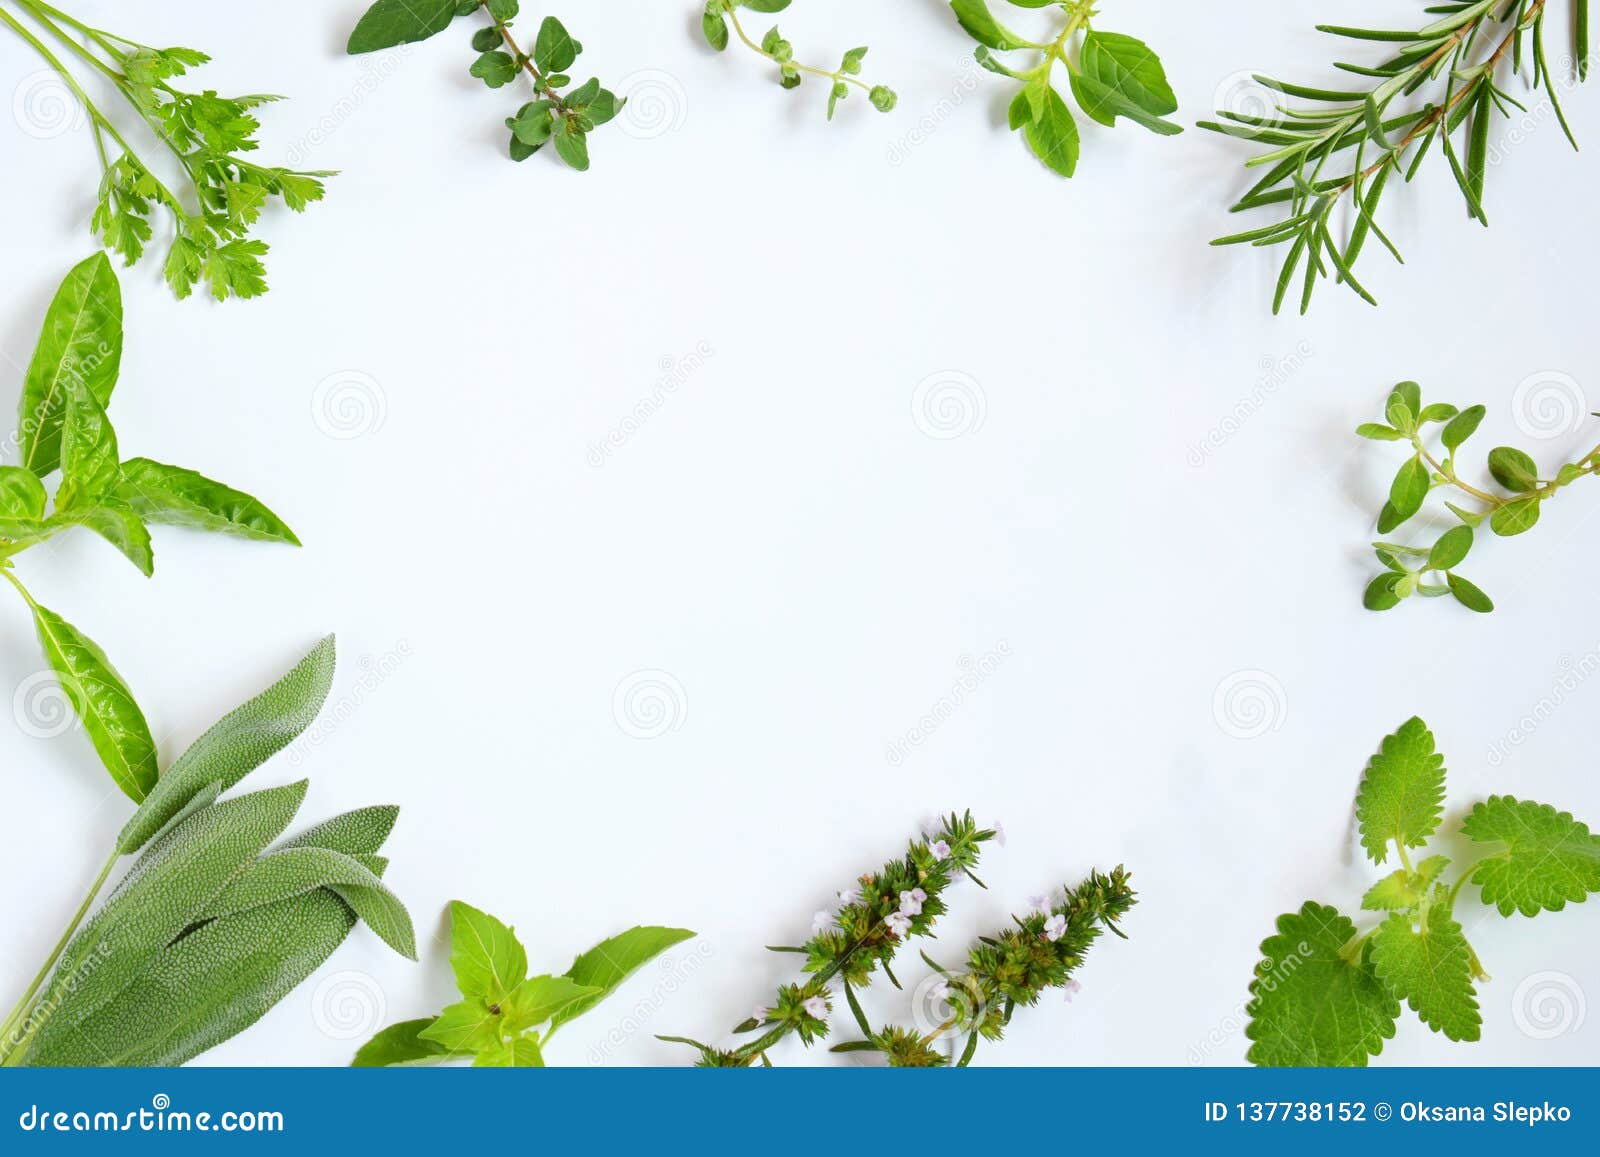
[
  {"x1": 117, "y1": 635, "x2": 336, "y2": 853},
  {"x1": 278, "y1": 804, "x2": 400, "y2": 856},
  {"x1": 30, "y1": 602, "x2": 156, "y2": 801},
  {"x1": 347, "y1": 0, "x2": 459, "y2": 53},
  {"x1": 19, "y1": 253, "x2": 122, "y2": 479},
  {"x1": 549, "y1": 925, "x2": 696, "y2": 1031},
  {"x1": 115, "y1": 458, "x2": 300, "y2": 545}
]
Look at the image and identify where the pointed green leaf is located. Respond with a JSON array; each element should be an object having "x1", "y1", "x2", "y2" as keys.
[
  {"x1": 347, "y1": 0, "x2": 458, "y2": 53},
  {"x1": 1446, "y1": 573, "x2": 1494, "y2": 612},
  {"x1": 549, "y1": 926, "x2": 697, "y2": 1030},
  {"x1": 352, "y1": 1019, "x2": 452, "y2": 1067},
  {"x1": 1023, "y1": 84, "x2": 1079, "y2": 177},
  {"x1": 114, "y1": 458, "x2": 299, "y2": 545},
  {"x1": 1079, "y1": 31, "x2": 1178, "y2": 116},
  {"x1": 19, "y1": 253, "x2": 122, "y2": 479},
  {"x1": 447, "y1": 900, "x2": 528, "y2": 1002}
]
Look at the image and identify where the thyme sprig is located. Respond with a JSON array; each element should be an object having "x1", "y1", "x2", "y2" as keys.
[
  {"x1": 1204, "y1": 0, "x2": 1588, "y2": 313},
  {"x1": 1358, "y1": 381, "x2": 1600, "y2": 614},
  {"x1": 661, "y1": 811, "x2": 992, "y2": 1066},
  {"x1": 833, "y1": 867, "x2": 1136, "y2": 1067},
  {"x1": 700, "y1": 0, "x2": 897, "y2": 120}
]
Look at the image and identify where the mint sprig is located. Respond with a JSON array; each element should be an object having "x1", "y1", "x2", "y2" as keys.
[
  {"x1": 951, "y1": 0, "x2": 1181, "y2": 178},
  {"x1": 1357, "y1": 380, "x2": 1600, "y2": 614},
  {"x1": 1245, "y1": 716, "x2": 1600, "y2": 1066}
]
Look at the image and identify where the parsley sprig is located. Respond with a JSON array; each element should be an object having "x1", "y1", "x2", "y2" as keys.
[
  {"x1": 661, "y1": 812, "x2": 993, "y2": 1066},
  {"x1": 1247, "y1": 718, "x2": 1600, "y2": 1066},
  {"x1": 834, "y1": 867, "x2": 1136, "y2": 1067},
  {"x1": 347, "y1": 0, "x2": 622, "y2": 170},
  {"x1": 1204, "y1": 0, "x2": 1588, "y2": 313},
  {"x1": 1358, "y1": 381, "x2": 1600, "y2": 614},
  {"x1": 0, "y1": 0, "x2": 330, "y2": 300},
  {"x1": 951, "y1": 0, "x2": 1181, "y2": 178},
  {"x1": 700, "y1": 0, "x2": 897, "y2": 120}
]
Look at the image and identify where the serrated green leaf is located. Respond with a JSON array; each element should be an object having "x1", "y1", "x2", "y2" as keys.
[
  {"x1": 1463, "y1": 796, "x2": 1600, "y2": 916},
  {"x1": 115, "y1": 458, "x2": 299, "y2": 545},
  {"x1": 550, "y1": 926, "x2": 697, "y2": 1031},
  {"x1": 1369, "y1": 899, "x2": 1481, "y2": 1042},
  {"x1": 117, "y1": 635, "x2": 336, "y2": 853},
  {"x1": 1355, "y1": 717, "x2": 1445, "y2": 864},
  {"x1": 1362, "y1": 855, "x2": 1451, "y2": 911},
  {"x1": 30, "y1": 602, "x2": 156, "y2": 801},
  {"x1": 1245, "y1": 901, "x2": 1399, "y2": 1066},
  {"x1": 1079, "y1": 31, "x2": 1178, "y2": 116},
  {"x1": 500, "y1": 974, "x2": 599, "y2": 1034},
  {"x1": 19, "y1": 253, "x2": 122, "y2": 480}
]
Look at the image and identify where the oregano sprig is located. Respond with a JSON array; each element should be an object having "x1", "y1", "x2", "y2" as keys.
[
  {"x1": 1, "y1": 255, "x2": 299, "y2": 802},
  {"x1": 951, "y1": 0, "x2": 1181, "y2": 178},
  {"x1": 1357, "y1": 381, "x2": 1600, "y2": 614},
  {"x1": 1204, "y1": 0, "x2": 1588, "y2": 313},
  {"x1": 700, "y1": 1, "x2": 897, "y2": 120},
  {"x1": 661, "y1": 812, "x2": 993, "y2": 1066},
  {"x1": 1246, "y1": 717, "x2": 1600, "y2": 1066},
  {"x1": 833, "y1": 867, "x2": 1136, "y2": 1067},
  {"x1": 0, "y1": 0, "x2": 329, "y2": 300},
  {"x1": 348, "y1": 0, "x2": 622, "y2": 170}
]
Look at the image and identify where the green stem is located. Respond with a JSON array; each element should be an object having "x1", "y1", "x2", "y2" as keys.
[
  {"x1": 725, "y1": 5, "x2": 875, "y2": 93},
  {"x1": 0, "y1": 849, "x2": 120, "y2": 1065}
]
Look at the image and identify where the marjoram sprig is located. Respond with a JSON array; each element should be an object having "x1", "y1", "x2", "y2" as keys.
[
  {"x1": 348, "y1": 0, "x2": 622, "y2": 170},
  {"x1": 700, "y1": 0, "x2": 897, "y2": 120},
  {"x1": 1205, "y1": 0, "x2": 1588, "y2": 313},
  {"x1": 660, "y1": 811, "x2": 993, "y2": 1066},
  {"x1": 834, "y1": 866, "x2": 1136, "y2": 1067},
  {"x1": 1358, "y1": 381, "x2": 1600, "y2": 614},
  {"x1": 0, "y1": 0, "x2": 329, "y2": 299}
]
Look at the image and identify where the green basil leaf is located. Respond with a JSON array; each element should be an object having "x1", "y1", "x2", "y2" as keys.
[
  {"x1": 347, "y1": 0, "x2": 459, "y2": 53},
  {"x1": 0, "y1": 465, "x2": 47, "y2": 519},
  {"x1": 54, "y1": 499, "x2": 154, "y2": 577},
  {"x1": 19, "y1": 253, "x2": 122, "y2": 479},
  {"x1": 550, "y1": 926, "x2": 697, "y2": 1031},
  {"x1": 30, "y1": 602, "x2": 156, "y2": 801},
  {"x1": 115, "y1": 457, "x2": 299, "y2": 545},
  {"x1": 1068, "y1": 70, "x2": 1181, "y2": 134},
  {"x1": 1079, "y1": 31, "x2": 1178, "y2": 116},
  {"x1": 117, "y1": 635, "x2": 336, "y2": 853},
  {"x1": 352, "y1": 1019, "x2": 452, "y2": 1067},
  {"x1": 1023, "y1": 84, "x2": 1079, "y2": 177},
  {"x1": 55, "y1": 380, "x2": 120, "y2": 511},
  {"x1": 500, "y1": 975, "x2": 600, "y2": 1034},
  {"x1": 448, "y1": 900, "x2": 528, "y2": 1002},
  {"x1": 950, "y1": 0, "x2": 1032, "y2": 51}
]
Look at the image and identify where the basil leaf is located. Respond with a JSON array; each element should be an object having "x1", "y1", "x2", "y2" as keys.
[
  {"x1": 447, "y1": 900, "x2": 529, "y2": 1002},
  {"x1": 1023, "y1": 84, "x2": 1079, "y2": 177},
  {"x1": 55, "y1": 379, "x2": 121, "y2": 511},
  {"x1": 950, "y1": 0, "x2": 1032, "y2": 51},
  {"x1": 549, "y1": 926, "x2": 696, "y2": 1031},
  {"x1": 30, "y1": 602, "x2": 156, "y2": 801},
  {"x1": 19, "y1": 253, "x2": 122, "y2": 479},
  {"x1": 347, "y1": 0, "x2": 459, "y2": 53},
  {"x1": 1079, "y1": 31, "x2": 1178, "y2": 116},
  {"x1": 352, "y1": 1019, "x2": 451, "y2": 1067},
  {"x1": 55, "y1": 499, "x2": 154, "y2": 576},
  {"x1": 1068, "y1": 70, "x2": 1181, "y2": 134},
  {"x1": 0, "y1": 466, "x2": 47, "y2": 519},
  {"x1": 115, "y1": 458, "x2": 299, "y2": 545},
  {"x1": 117, "y1": 635, "x2": 336, "y2": 853}
]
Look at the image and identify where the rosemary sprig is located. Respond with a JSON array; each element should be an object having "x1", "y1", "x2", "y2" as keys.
[
  {"x1": 832, "y1": 867, "x2": 1136, "y2": 1067},
  {"x1": 1358, "y1": 381, "x2": 1600, "y2": 614},
  {"x1": 660, "y1": 812, "x2": 992, "y2": 1066},
  {"x1": 1203, "y1": 0, "x2": 1587, "y2": 313}
]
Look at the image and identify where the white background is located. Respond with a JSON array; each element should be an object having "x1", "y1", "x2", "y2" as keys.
[{"x1": 2, "y1": 0, "x2": 1599, "y2": 1067}]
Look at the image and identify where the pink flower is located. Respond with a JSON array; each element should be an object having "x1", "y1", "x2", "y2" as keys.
[
  {"x1": 1062, "y1": 979, "x2": 1082, "y2": 1003},
  {"x1": 1027, "y1": 894, "x2": 1052, "y2": 915},
  {"x1": 752, "y1": 1005, "x2": 770, "y2": 1022},
  {"x1": 811, "y1": 909, "x2": 834, "y2": 935},
  {"x1": 929, "y1": 839, "x2": 951, "y2": 860},
  {"x1": 802, "y1": 995, "x2": 828, "y2": 1020},
  {"x1": 898, "y1": 888, "x2": 927, "y2": 916},
  {"x1": 836, "y1": 886, "x2": 861, "y2": 907},
  {"x1": 1043, "y1": 913, "x2": 1067, "y2": 942},
  {"x1": 884, "y1": 911, "x2": 912, "y2": 937},
  {"x1": 992, "y1": 821, "x2": 1006, "y2": 847}
]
